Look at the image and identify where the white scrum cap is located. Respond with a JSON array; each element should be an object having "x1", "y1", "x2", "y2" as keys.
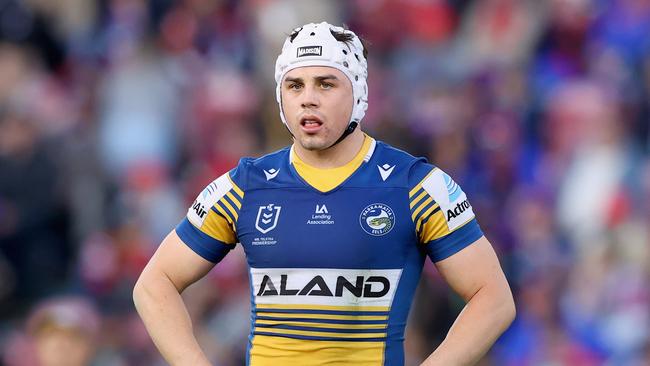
[{"x1": 275, "y1": 22, "x2": 369, "y2": 130}]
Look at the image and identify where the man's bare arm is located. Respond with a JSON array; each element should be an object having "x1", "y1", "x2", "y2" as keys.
[
  {"x1": 421, "y1": 236, "x2": 516, "y2": 366},
  {"x1": 133, "y1": 230, "x2": 216, "y2": 366}
]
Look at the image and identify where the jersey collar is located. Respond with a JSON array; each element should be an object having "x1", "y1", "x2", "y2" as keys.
[{"x1": 290, "y1": 134, "x2": 376, "y2": 192}]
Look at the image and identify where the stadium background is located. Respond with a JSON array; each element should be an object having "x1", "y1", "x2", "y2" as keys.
[{"x1": 1, "y1": 0, "x2": 649, "y2": 365}]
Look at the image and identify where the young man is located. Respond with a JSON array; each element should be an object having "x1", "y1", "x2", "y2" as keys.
[{"x1": 133, "y1": 22, "x2": 515, "y2": 366}]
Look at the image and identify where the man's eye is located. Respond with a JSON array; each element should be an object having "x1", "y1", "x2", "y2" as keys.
[
  {"x1": 289, "y1": 83, "x2": 302, "y2": 90},
  {"x1": 321, "y1": 82, "x2": 333, "y2": 89}
]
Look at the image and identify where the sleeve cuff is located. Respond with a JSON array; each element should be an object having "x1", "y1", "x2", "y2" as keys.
[
  {"x1": 425, "y1": 218, "x2": 483, "y2": 262},
  {"x1": 175, "y1": 218, "x2": 235, "y2": 263}
]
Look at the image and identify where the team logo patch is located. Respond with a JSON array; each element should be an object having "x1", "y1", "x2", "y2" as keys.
[
  {"x1": 256, "y1": 204, "x2": 282, "y2": 234},
  {"x1": 359, "y1": 203, "x2": 395, "y2": 236},
  {"x1": 296, "y1": 45, "x2": 322, "y2": 57}
]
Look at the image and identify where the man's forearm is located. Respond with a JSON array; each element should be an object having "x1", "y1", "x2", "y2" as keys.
[
  {"x1": 421, "y1": 284, "x2": 515, "y2": 366},
  {"x1": 133, "y1": 272, "x2": 211, "y2": 366}
]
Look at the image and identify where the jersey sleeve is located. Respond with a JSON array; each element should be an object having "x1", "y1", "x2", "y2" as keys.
[
  {"x1": 408, "y1": 161, "x2": 483, "y2": 262},
  {"x1": 175, "y1": 161, "x2": 246, "y2": 263}
]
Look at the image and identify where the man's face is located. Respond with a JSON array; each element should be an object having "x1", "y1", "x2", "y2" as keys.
[{"x1": 281, "y1": 66, "x2": 353, "y2": 151}]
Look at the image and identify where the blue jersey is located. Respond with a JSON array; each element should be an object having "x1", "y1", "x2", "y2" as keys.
[{"x1": 176, "y1": 136, "x2": 483, "y2": 366}]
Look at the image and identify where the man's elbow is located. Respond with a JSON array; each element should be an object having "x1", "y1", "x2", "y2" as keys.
[
  {"x1": 132, "y1": 273, "x2": 149, "y2": 311},
  {"x1": 132, "y1": 269, "x2": 161, "y2": 311},
  {"x1": 499, "y1": 286, "x2": 516, "y2": 331}
]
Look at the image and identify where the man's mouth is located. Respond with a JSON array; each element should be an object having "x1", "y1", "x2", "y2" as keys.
[{"x1": 300, "y1": 115, "x2": 323, "y2": 133}]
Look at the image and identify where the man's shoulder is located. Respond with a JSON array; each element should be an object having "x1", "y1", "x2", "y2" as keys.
[
  {"x1": 232, "y1": 146, "x2": 292, "y2": 190},
  {"x1": 346, "y1": 138, "x2": 430, "y2": 190},
  {"x1": 370, "y1": 140, "x2": 439, "y2": 190},
  {"x1": 373, "y1": 139, "x2": 432, "y2": 172},
  {"x1": 374, "y1": 140, "x2": 423, "y2": 164},
  {"x1": 237, "y1": 146, "x2": 291, "y2": 170}
]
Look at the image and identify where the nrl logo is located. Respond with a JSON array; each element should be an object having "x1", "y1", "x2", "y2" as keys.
[
  {"x1": 255, "y1": 204, "x2": 282, "y2": 234},
  {"x1": 296, "y1": 46, "x2": 322, "y2": 57}
]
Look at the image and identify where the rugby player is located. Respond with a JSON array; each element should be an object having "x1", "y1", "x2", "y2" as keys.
[{"x1": 133, "y1": 22, "x2": 515, "y2": 366}]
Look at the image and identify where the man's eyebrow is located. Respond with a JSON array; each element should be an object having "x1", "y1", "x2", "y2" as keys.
[
  {"x1": 284, "y1": 74, "x2": 340, "y2": 83},
  {"x1": 284, "y1": 76, "x2": 303, "y2": 83},
  {"x1": 314, "y1": 74, "x2": 339, "y2": 81}
]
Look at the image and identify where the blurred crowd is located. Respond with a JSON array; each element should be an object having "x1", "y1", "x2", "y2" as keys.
[{"x1": 0, "y1": 0, "x2": 649, "y2": 365}]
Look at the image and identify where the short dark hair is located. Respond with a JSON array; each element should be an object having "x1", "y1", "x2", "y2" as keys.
[
  {"x1": 330, "y1": 29, "x2": 369, "y2": 60},
  {"x1": 287, "y1": 26, "x2": 369, "y2": 60}
]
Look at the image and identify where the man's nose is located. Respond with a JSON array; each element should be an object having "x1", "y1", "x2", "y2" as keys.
[{"x1": 301, "y1": 85, "x2": 319, "y2": 108}]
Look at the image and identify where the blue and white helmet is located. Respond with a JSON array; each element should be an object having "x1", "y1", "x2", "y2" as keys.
[{"x1": 275, "y1": 22, "x2": 369, "y2": 131}]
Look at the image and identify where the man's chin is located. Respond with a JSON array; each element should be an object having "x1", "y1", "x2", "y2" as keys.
[{"x1": 297, "y1": 135, "x2": 331, "y2": 151}]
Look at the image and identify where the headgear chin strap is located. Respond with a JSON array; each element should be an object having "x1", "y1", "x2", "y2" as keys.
[{"x1": 275, "y1": 22, "x2": 368, "y2": 149}]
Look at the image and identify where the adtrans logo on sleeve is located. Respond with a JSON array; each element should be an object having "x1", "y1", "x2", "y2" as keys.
[
  {"x1": 422, "y1": 169, "x2": 475, "y2": 231},
  {"x1": 359, "y1": 203, "x2": 395, "y2": 236},
  {"x1": 187, "y1": 173, "x2": 232, "y2": 227},
  {"x1": 444, "y1": 173, "x2": 462, "y2": 202}
]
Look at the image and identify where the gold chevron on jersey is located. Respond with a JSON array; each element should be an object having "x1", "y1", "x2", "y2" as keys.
[
  {"x1": 187, "y1": 171, "x2": 244, "y2": 244},
  {"x1": 409, "y1": 169, "x2": 441, "y2": 241}
]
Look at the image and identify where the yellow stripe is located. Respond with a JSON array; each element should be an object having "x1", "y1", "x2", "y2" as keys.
[
  {"x1": 255, "y1": 304, "x2": 389, "y2": 312},
  {"x1": 408, "y1": 168, "x2": 436, "y2": 197},
  {"x1": 200, "y1": 211, "x2": 237, "y2": 243},
  {"x1": 256, "y1": 319, "x2": 387, "y2": 330},
  {"x1": 226, "y1": 191, "x2": 241, "y2": 209},
  {"x1": 256, "y1": 312, "x2": 388, "y2": 321},
  {"x1": 411, "y1": 196, "x2": 433, "y2": 221},
  {"x1": 214, "y1": 203, "x2": 234, "y2": 226},
  {"x1": 415, "y1": 203, "x2": 440, "y2": 233},
  {"x1": 254, "y1": 327, "x2": 386, "y2": 339},
  {"x1": 426, "y1": 215, "x2": 477, "y2": 243},
  {"x1": 420, "y1": 211, "x2": 449, "y2": 243},
  {"x1": 228, "y1": 175, "x2": 244, "y2": 199},
  {"x1": 219, "y1": 197, "x2": 238, "y2": 221},
  {"x1": 409, "y1": 190, "x2": 428, "y2": 209},
  {"x1": 250, "y1": 335, "x2": 385, "y2": 366}
]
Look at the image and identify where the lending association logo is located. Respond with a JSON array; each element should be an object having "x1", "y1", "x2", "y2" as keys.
[
  {"x1": 307, "y1": 204, "x2": 334, "y2": 225},
  {"x1": 256, "y1": 204, "x2": 281, "y2": 234},
  {"x1": 359, "y1": 203, "x2": 395, "y2": 236}
]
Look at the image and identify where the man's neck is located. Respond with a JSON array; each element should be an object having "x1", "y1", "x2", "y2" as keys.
[{"x1": 293, "y1": 129, "x2": 366, "y2": 169}]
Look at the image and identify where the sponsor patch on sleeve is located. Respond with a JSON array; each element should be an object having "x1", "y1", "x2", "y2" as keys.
[
  {"x1": 187, "y1": 173, "x2": 233, "y2": 228},
  {"x1": 421, "y1": 169, "x2": 475, "y2": 232}
]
